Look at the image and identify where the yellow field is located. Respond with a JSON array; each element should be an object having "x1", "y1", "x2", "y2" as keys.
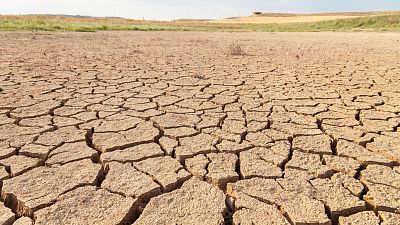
[{"x1": 211, "y1": 11, "x2": 400, "y2": 24}]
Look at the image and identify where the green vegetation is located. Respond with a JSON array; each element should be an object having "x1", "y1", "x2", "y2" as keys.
[
  {"x1": 0, "y1": 17, "x2": 178, "y2": 32},
  {"x1": 0, "y1": 13, "x2": 399, "y2": 32},
  {"x1": 261, "y1": 13, "x2": 400, "y2": 32}
]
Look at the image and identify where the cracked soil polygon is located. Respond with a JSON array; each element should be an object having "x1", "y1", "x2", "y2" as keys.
[
  {"x1": 34, "y1": 186, "x2": 138, "y2": 225},
  {"x1": 134, "y1": 178, "x2": 226, "y2": 225}
]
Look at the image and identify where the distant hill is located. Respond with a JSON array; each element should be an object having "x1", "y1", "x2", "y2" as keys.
[
  {"x1": 251, "y1": 11, "x2": 400, "y2": 17},
  {"x1": 211, "y1": 10, "x2": 400, "y2": 24}
]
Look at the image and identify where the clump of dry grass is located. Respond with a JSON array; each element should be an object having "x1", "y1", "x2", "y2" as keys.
[{"x1": 227, "y1": 43, "x2": 246, "y2": 56}]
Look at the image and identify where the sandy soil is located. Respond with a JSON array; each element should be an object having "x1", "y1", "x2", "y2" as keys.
[{"x1": 0, "y1": 31, "x2": 400, "y2": 224}]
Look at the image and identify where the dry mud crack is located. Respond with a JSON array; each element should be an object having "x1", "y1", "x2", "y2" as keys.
[{"x1": 1, "y1": 31, "x2": 400, "y2": 224}]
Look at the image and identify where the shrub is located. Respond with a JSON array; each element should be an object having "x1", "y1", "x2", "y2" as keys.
[{"x1": 228, "y1": 43, "x2": 246, "y2": 56}]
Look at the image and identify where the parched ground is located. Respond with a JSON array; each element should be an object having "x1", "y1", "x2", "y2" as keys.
[{"x1": 0, "y1": 31, "x2": 400, "y2": 225}]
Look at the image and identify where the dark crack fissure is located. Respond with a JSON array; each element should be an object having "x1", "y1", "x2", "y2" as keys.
[
  {"x1": 354, "y1": 165, "x2": 371, "y2": 211},
  {"x1": 48, "y1": 99, "x2": 66, "y2": 117},
  {"x1": 40, "y1": 143, "x2": 64, "y2": 167},
  {"x1": 317, "y1": 118, "x2": 323, "y2": 131},
  {"x1": 323, "y1": 204, "x2": 337, "y2": 225},
  {"x1": 331, "y1": 139, "x2": 338, "y2": 156},
  {"x1": 234, "y1": 153, "x2": 242, "y2": 180},
  {"x1": 355, "y1": 109, "x2": 361, "y2": 125},
  {"x1": 152, "y1": 123, "x2": 166, "y2": 155},
  {"x1": 223, "y1": 196, "x2": 234, "y2": 225},
  {"x1": 203, "y1": 156, "x2": 212, "y2": 181},
  {"x1": 280, "y1": 136, "x2": 293, "y2": 175},
  {"x1": 84, "y1": 127, "x2": 107, "y2": 186},
  {"x1": 85, "y1": 127, "x2": 95, "y2": 149}
]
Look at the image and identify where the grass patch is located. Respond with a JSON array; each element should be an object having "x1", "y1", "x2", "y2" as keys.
[{"x1": 0, "y1": 13, "x2": 399, "y2": 32}]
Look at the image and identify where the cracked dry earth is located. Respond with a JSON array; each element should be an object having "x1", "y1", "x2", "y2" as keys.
[{"x1": 0, "y1": 31, "x2": 400, "y2": 225}]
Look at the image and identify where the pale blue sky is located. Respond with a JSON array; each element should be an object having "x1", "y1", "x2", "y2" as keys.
[{"x1": 1, "y1": 0, "x2": 400, "y2": 20}]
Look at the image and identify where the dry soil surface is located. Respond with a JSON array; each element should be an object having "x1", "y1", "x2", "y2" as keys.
[{"x1": 0, "y1": 31, "x2": 400, "y2": 225}]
